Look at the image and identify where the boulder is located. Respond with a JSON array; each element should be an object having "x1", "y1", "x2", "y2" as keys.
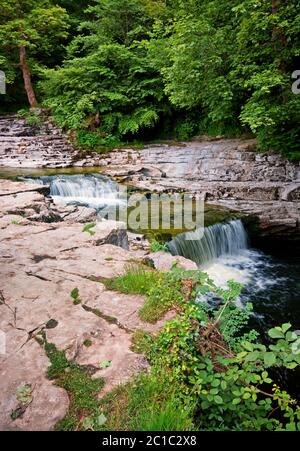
[{"x1": 145, "y1": 251, "x2": 198, "y2": 271}]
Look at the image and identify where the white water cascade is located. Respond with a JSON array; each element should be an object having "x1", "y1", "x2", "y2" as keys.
[
  {"x1": 30, "y1": 174, "x2": 125, "y2": 210},
  {"x1": 168, "y1": 219, "x2": 249, "y2": 267}
]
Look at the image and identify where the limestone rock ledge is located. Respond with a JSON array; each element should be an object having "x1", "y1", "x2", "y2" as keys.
[
  {"x1": 101, "y1": 140, "x2": 300, "y2": 239},
  {"x1": 0, "y1": 180, "x2": 194, "y2": 431}
]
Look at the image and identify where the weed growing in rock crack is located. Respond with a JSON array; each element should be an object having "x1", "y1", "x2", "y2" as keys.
[
  {"x1": 70, "y1": 288, "x2": 81, "y2": 305},
  {"x1": 11, "y1": 384, "x2": 34, "y2": 421},
  {"x1": 83, "y1": 339, "x2": 93, "y2": 347},
  {"x1": 149, "y1": 239, "x2": 169, "y2": 253},
  {"x1": 97, "y1": 375, "x2": 196, "y2": 431},
  {"x1": 103, "y1": 265, "x2": 158, "y2": 296},
  {"x1": 11, "y1": 219, "x2": 23, "y2": 226},
  {"x1": 82, "y1": 223, "x2": 96, "y2": 236},
  {"x1": 44, "y1": 341, "x2": 104, "y2": 431}
]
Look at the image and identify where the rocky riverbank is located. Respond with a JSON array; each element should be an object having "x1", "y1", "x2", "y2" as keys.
[
  {"x1": 100, "y1": 140, "x2": 300, "y2": 239},
  {"x1": 0, "y1": 114, "x2": 299, "y2": 239},
  {"x1": 0, "y1": 179, "x2": 197, "y2": 431}
]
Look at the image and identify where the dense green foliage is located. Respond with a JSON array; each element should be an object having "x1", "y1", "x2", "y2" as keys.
[
  {"x1": 101, "y1": 266, "x2": 300, "y2": 431},
  {"x1": 0, "y1": 0, "x2": 69, "y2": 109},
  {"x1": 1, "y1": 0, "x2": 299, "y2": 157},
  {"x1": 35, "y1": 266, "x2": 300, "y2": 431}
]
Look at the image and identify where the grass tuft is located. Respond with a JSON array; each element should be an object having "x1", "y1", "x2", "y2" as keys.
[{"x1": 104, "y1": 265, "x2": 184, "y2": 323}]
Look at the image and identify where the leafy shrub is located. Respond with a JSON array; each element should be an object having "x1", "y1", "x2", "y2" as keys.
[{"x1": 149, "y1": 239, "x2": 168, "y2": 253}]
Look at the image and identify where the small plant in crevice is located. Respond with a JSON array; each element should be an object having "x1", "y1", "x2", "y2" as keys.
[
  {"x1": 43, "y1": 339, "x2": 104, "y2": 431},
  {"x1": 149, "y1": 239, "x2": 169, "y2": 253},
  {"x1": 82, "y1": 223, "x2": 96, "y2": 236},
  {"x1": 70, "y1": 288, "x2": 81, "y2": 305},
  {"x1": 99, "y1": 360, "x2": 112, "y2": 370},
  {"x1": 11, "y1": 384, "x2": 34, "y2": 421},
  {"x1": 83, "y1": 339, "x2": 93, "y2": 348}
]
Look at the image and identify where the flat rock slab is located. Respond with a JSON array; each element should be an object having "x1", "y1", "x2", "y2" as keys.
[
  {"x1": 101, "y1": 141, "x2": 300, "y2": 238},
  {"x1": 145, "y1": 252, "x2": 198, "y2": 272},
  {"x1": 0, "y1": 180, "x2": 174, "y2": 431}
]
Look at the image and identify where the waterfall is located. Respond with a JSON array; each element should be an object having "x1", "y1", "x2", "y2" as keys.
[
  {"x1": 167, "y1": 219, "x2": 249, "y2": 267},
  {"x1": 25, "y1": 174, "x2": 124, "y2": 210}
]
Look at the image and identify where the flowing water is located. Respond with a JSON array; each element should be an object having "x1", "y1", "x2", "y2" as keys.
[
  {"x1": 168, "y1": 219, "x2": 300, "y2": 398},
  {"x1": 16, "y1": 173, "x2": 300, "y2": 330},
  {"x1": 168, "y1": 220, "x2": 300, "y2": 330},
  {"x1": 21, "y1": 173, "x2": 126, "y2": 212},
  {"x1": 4, "y1": 171, "x2": 300, "y2": 396}
]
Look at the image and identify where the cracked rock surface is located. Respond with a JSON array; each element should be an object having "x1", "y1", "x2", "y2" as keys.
[
  {"x1": 0, "y1": 179, "x2": 189, "y2": 431},
  {"x1": 101, "y1": 140, "x2": 300, "y2": 238}
]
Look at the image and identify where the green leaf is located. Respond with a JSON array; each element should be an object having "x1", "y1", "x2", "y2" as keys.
[
  {"x1": 97, "y1": 413, "x2": 107, "y2": 426},
  {"x1": 221, "y1": 381, "x2": 227, "y2": 390},
  {"x1": 282, "y1": 323, "x2": 292, "y2": 334},
  {"x1": 82, "y1": 223, "x2": 96, "y2": 236},
  {"x1": 71, "y1": 288, "x2": 79, "y2": 300},
  {"x1": 214, "y1": 395, "x2": 223, "y2": 405},
  {"x1": 242, "y1": 342, "x2": 254, "y2": 352},
  {"x1": 245, "y1": 351, "x2": 261, "y2": 362},
  {"x1": 16, "y1": 384, "x2": 33, "y2": 405},
  {"x1": 268, "y1": 328, "x2": 284, "y2": 339},
  {"x1": 285, "y1": 362, "x2": 298, "y2": 370},
  {"x1": 82, "y1": 417, "x2": 94, "y2": 431},
  {"x1": 286, "y1": 331, "x2": 298, "y2": 342},
  {"x1": 99, "y1": 359, "x2": 112, "y2": 369},
  {"x1": 264, "y1": 352, "x2": 277, "y2": 368},
  {"x1": 210, "y1": 388, "x2": 219, "y2": 395}
]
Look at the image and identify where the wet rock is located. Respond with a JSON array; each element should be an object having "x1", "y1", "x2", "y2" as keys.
[{"x1": 145, "y1": 252, "x2": 198, "y2": 272}]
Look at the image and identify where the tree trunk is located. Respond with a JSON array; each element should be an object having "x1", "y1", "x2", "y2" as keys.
[
  {"x1": 19, "y1": 46, "x2": 38, "y2": 108},
  {"x1": 272, "y1": 0, "x2": 280, "y2": 14}
]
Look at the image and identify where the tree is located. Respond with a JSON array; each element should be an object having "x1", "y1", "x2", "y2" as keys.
[
  {"x1": 148, "y1": 0, "x2": 300, "y2": 158},
  {"x1": 0, "y1": 0, "x2": 69, "y2": 107},
  {"x1": 42, "y1": 0, "x2": 168, "y2": 142}
]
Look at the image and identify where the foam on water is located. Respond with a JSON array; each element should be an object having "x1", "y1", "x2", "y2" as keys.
[{"x1": 24, "y1": 174, "x2": 126, "y2": 212}]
